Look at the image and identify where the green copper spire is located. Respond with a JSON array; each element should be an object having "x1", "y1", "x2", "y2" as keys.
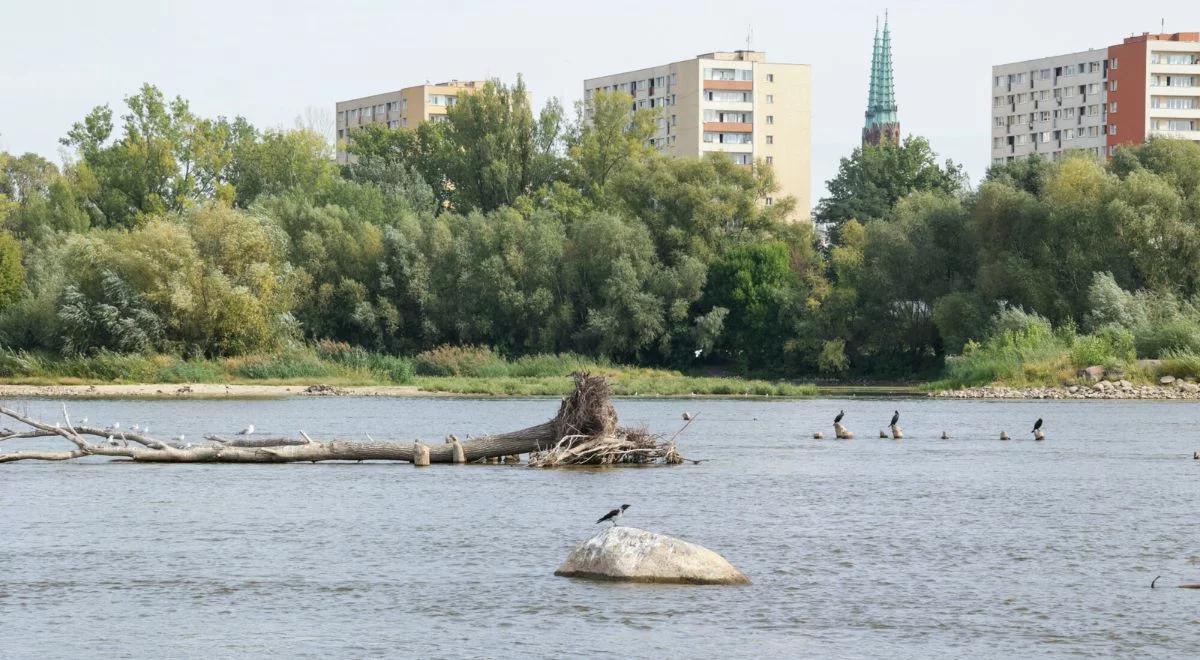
[{"x1": 863, "y1": 12, "x2": 900, "y2": 145}]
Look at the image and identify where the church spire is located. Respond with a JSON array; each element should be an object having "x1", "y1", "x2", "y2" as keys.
[{"x1": 863, "y1": 12, "x2": 900, "y2": 146}]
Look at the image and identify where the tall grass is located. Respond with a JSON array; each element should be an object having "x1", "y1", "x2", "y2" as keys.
[{"x1": 0, "y1": 343, "x2": 814, "y2": 396}]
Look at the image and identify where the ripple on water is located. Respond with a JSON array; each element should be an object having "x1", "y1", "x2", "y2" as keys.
[{"x1": 3, "y1": 396, "x2": 1200, "y2": 657}]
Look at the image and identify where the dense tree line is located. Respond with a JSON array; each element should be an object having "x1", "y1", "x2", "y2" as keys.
[{"x1": 3, "y1": 80, "x2": 1200, "y2": 379}]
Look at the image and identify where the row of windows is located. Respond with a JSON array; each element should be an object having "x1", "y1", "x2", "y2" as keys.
[
  {"x1": 994, "y1": 60, "x2": 1107, "y2": 88},
  {"x1": 994, "y1": 104, "x2": 1105, "y2": 127},
  {"x1": 704, "y1": 68, "x2": 753, "y2": 81},
  {"x1": 993, "y1": 125, "x2": 1106, "y2": 148},
  {"x1": 1151, "y1": 96, "x2": 1200, "y2": 109},
  {"x1": 992, "y1": 82, "x2": 1110, "y2": 107},
  {"x1": 1151, "y1": 53, "x2": 1199, "y2": 65},
  {"x1": 593, "y1": 74, "x2": 679, "y2": 96},
  {"x1": 1151, "y1": 75, "x2": 1198, "y2": 88},
  {"x1": 1152, "y1": 119, "x2": 1198, "y2": 132}
]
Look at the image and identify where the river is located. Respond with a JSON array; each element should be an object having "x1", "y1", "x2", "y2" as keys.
[{"x1": 2, "y1": 396, "x2": 1198, "y2": 658}]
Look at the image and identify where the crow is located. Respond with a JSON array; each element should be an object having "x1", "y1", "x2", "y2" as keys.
[{"x1": 596, "y1": 504, "x2": 630, "y2": 526}]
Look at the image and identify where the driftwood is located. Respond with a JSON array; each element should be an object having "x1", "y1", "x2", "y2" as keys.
[{"x1": 0, "y1": 373, "x2": 690, "y2": 467}]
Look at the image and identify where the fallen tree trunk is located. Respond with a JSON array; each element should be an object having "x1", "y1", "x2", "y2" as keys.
[{"x1": 0, "y1": 373, "x2": 691, "y2": 466}]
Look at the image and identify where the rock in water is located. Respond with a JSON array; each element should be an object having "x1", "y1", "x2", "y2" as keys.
[{"x1": 555, "y1": 526, "x2": 749, "y2": 585}]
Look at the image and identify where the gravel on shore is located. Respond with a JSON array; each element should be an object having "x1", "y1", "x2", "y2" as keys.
[{"x1": 935, "y1": 378, "x2": 1200, "y2": 400}]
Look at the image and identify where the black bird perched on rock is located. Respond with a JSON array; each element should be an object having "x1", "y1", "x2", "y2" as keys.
[
  {"x1": 596, "y1": 504, "x2": 630, "y2": 526},
  {"x1": 1032, "y1": 418, "x2": 1043, "y2": 433},
  {"x1": 889, "y1": 410, "x2": 900, "y2": 427},
  {"x1": 834, "y1": 410, "x2": 845, "y2": 424}
]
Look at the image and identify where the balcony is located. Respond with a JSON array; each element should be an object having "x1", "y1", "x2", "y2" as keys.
[
  {"x1": 703, "y1": 121, "x2": 753, "y2": 133},
  {"x1": 703, "y1": 80, "x2": 753, "y2": 91}
]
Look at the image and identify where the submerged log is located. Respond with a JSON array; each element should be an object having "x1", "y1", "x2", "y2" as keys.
[
  {"x1": 1033, "y1": 429, "x2": 1046, "y2": 441},
  {"x1": 890, "y1": 425, "x2": 903, "y2": 439},
  {"x1": 834, "y1": 422, "x2": 853, "y2": 439},
  {"x1": 0, "y1": 374, "x2": 690, "y2": 467}
]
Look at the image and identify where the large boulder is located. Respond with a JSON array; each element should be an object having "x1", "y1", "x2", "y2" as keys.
[{"x1": 555, "y1": 526, "x2": 749, "y2": 585}]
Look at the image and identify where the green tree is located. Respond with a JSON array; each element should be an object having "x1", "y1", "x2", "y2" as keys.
[
  {"x1": 815, "y1": 136, "x2": 967, "y2": 231},
  {"x1": 566, "y1": 90, "x2": 656, "y2": 197},
  {"x1": 0, "y1": 231, "x2": 24, "y2": 309}
]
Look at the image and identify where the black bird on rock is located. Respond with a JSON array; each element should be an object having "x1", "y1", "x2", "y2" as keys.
[
  {"x1": 889, "y1": 410, "x2": 900, "y2": 427},
  {"x1": 1032, "y1": 418, "x2": 1043, "y2": 433},
  {"x1": 596, "y1": 504, "x2": 630, "y2": 526},
  {"x1": 834, "y1": 410, "x2": 844, "y2": 424}
]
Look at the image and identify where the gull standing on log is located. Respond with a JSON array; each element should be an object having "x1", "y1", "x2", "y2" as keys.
[
  {"x1": 596, "y1": 504, "x2": 630, "y2": 527},
  {"x1": 236, "y1": 424, "x2": 255, "y2": 436}
]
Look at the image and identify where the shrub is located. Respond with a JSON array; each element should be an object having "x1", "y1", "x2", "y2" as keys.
[
  {"x1": 413, "y1": 345, "x2": 505, "y2": 377},
  {"x1": 1134, "y1": 318, "x2": 1200, "y2": 358}
]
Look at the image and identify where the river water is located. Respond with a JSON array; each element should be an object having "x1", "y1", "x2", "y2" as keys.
[{"x1": 2, "y1": 396, "x2": 1198, "y2": 658}]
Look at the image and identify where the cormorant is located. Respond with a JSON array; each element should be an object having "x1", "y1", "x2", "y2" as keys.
[
  {"x1": 834, "y1": 410, "x2": 844, "y2": 424},
  {"x1": 596, "y1": 504, "x2": 630, "y2": 526},
  {"x1": 1032, "y1": 418, "x2": 1043, "y2": 433},
  {"x1": 889, "y1": 410, "x2": 900, "y2": 427}
]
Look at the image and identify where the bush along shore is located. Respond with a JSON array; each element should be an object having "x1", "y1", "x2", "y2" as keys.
[{"x1": 0, "y1": 345, "x2": 816, "y2": 398}]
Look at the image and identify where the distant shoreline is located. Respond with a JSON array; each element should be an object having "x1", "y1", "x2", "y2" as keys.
[{"x1": 0, "y1": 380, "x2": 893, "y2": 400}]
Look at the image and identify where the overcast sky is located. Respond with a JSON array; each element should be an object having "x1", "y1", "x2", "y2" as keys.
[{"x1": 1, "y1": 1, "x2": 1196, "y2": 207}]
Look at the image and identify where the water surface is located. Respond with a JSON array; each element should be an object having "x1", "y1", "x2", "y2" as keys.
[{"x1": 2, "y1": 396, "x2": 1198, "y2": 658}]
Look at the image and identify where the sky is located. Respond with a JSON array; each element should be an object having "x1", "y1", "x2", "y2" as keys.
[{"x1": 1, "y1": 0, "x2": 1197, "y2": 207}]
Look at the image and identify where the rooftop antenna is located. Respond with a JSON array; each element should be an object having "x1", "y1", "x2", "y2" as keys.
[
  {"x1": 1161, "y1": 17, "x2": 1165, "y2": 34},
  {"x1": 745, "y1": 25, "x2": 753, "y2": 52}
]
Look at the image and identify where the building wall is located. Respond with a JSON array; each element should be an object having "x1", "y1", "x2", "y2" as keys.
[
  {"x1": 1142, "y1": 35, "x2": 1200, "y2": 143},
  {"x1": 754, "y1": 62, "x2": 811, "y2": 216},
  {"x1": 1106, "y1": 39, "x2": 1148, "y2": 149},
  {"x1": 990, "y1": 48, "x2": 1110, "y2": 166}
]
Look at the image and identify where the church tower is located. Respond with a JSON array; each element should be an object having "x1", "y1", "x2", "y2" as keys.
[{"x1": 863, "y1": 14, "x2": 900, "y2": 146}]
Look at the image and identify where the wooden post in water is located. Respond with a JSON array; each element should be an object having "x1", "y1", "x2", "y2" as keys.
[
  {"x1": 413, "y1": 442, "x2": 431, "y2": 466},
  {"x1": 1000, "y1": 431, "x2": 1010, "y2": 441},
  {"x1": 834, "y1": 423, "x2": 854, "y2": 439},
  {"x1": 890, "y1": 425, "x2": 903, "y2": 440},
  {"x1": 1033, "y1": 429, "x2": 1045, "y2": 441}
]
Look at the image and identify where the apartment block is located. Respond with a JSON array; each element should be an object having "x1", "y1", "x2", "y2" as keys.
[
  {"x1": 991, "y1": 32, "x2": 1200, "y2": 165},
  {"x1": 335, "y1": 80, "x2": 485, "y2": 164},
  {"x1": 584, "y1": 50, "x2": 812, "y2": 221}
]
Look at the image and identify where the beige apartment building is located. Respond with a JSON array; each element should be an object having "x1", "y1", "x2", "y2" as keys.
[
  {"x1": 335, "y1": 80, "x2": 485, "y2": 164},
  {"x1": 584, "y1": 50, "x2": 812, "y2": 221}
]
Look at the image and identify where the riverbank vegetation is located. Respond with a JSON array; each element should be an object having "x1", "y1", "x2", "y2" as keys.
[{"x1": 3, "y1": 80, "x2": 1200, "y2": 391}]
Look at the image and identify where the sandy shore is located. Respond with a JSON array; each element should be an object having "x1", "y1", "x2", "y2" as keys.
[{"x1": 0, "y1": 383, "x2": 427, "y2": 399}]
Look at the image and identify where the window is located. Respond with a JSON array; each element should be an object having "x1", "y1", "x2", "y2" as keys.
[
  {"x1": 766, "y1": 135, "x2": 774, "y2": 144},
  {"x1": 705, "y1": 90, "x2": 751, "y2": 102},
  {"x1": 1109, "y1": 124, "x2": 1117, "y2": 135},
  {"x1": 766, "y1": 115, "x2": 774, "y2": 125},
  {"x1": 766, "y1": 94, "x2": 774, "y2": 103},
  {"x1": 337, "y1": 129, "x2": 344, "y2": 138},
  {"x1": 765, "y1": 197, "x2": 774, "y2": 206},
  {"x1": 993, "y1": 116, "x2": 1005, "y2": 127},
  {"x1": 1110, "y1": 80, "x2": 1118, "y2": 92},
  {"x1": 1109, "y1": 102, "x2": 1117, "y2": 113},
  {"x1": 765, "y1": 156, "x2": 773, "y2": 164},
  {"x1": 766, "y1": 73, "x2": 774, "y2": 82},
  {"x1": 1152, "y1": 96, "x2": 1198, "y2": 109},
  {"x1": 1111, "y1": 58, "x2": 1119, "y2": 69}
]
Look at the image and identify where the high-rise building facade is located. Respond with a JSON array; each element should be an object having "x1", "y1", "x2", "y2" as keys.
[
  {"x1": 335, "y1": 80, "x2": 485, "y2": 164},
  {"x1": 863, "y1": 16, "x2": 900, "y2": 146},
  {"x1": 991, "y1": 32, "x2": 1200, "y2": 165},
  {"x1": 583, "y1": 50, "x2": 812, "y2": 221}
]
